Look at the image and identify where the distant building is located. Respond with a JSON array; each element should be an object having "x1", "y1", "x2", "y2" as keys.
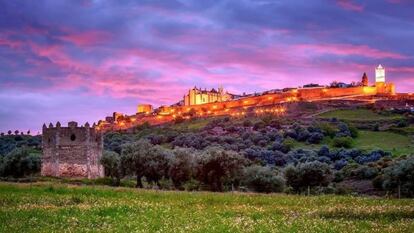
[
  {"x1": 183, "y1": 86, "x2": 235, "y2": 106},
  {"x1": 137, "y1": 104, "x2": 153, "y2": 114}
]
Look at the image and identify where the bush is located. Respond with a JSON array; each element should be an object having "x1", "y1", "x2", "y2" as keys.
[
  {"x1": 242, "y1": 119, "x2": 252, "y2": 127},
  {"x1": 336, "y1": 122, "x2": 351, "y2": 138},
  {"x1": 319, "y1": 123, "x2": 336, "y2": 138},
  {"x1": 281, "y1": 138, "x2": 295, "y2": 153},
  {"x1": 0, "y1": 148, "x2": 41, "y2": 178},
  {"x1": 397, "y1": 119, "x2": 408, "y2": 128},
  {"x1": 253, "y1": 121, "x2": 266, "y2": 130},
  {"x1": 352, "y1": 165, "x2": 379, "y2": 179},
  {"x1": 332, "y1": 136, "x2": 353, "y2": 148},
  {"x1": 242, "y1": 165, "x2": 285, "y2": 193},
  {"x1": 307, "y1": 132, "x2": 324, "y2": 144}
]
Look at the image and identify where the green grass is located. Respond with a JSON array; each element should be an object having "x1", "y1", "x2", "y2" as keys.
[
  {"x1": 318, "y1": 109, "x2": 403, "y2": 121},
  {"x1": 1, "y1": 182, "x2": 414, "y2": 233},
  {"x1": 354, "y1": 131, "x2": 414, "y2": 156},
  {"x1": 292, "y1": 130, "x2": 414, "y2": 156},
  {"x1": 170, "y1": 118, "x2": 212, "y2": 131}
]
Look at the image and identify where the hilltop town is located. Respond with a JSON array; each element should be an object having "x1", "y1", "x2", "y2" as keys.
[
  {"x1": 36, "y1": 64, "x2": 414, "y2": 179},
  {"x1": 96, "y1": 65, "x2": 413, "y2": 132}
]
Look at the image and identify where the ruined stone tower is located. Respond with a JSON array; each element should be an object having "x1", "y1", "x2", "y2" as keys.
[{"x1": 41, "y1": 121, "x2": 104, "y2": 178}]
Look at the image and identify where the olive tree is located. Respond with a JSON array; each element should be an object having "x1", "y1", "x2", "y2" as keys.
[
  {"x1": 382, "y1": 156, "x2": 414, "y2": 198},
  {"x1": 120, "y1": 140, "x2": 152, "y2": 188},
  {"x1": 195, "y1": 147, "x2": 247, "y2": 191},
  {"x1": 284, "y1": 161, "x2": 333, "y2": 192},
  {"x1": 242, "y1": 165, "x2": 285, "y2": 193},
  {"x1": 169, "y1": 147, "x2": 196, "y2": 189},
  {"x1": 100, "y1": 150, "x2": 122, "y2": 186}
]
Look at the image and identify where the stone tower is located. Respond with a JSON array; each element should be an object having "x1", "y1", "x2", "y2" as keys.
[{"x1": 41, "y1": 121, "x2": 104, "y2": 178}]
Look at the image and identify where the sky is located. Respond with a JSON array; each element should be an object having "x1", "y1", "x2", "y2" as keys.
[{"x1": 1, "y1": 0, "x2": 414, "y2": 134}]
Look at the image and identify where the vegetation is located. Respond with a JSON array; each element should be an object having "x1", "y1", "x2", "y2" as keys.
[
  {"x1": 0, "y1": 148, "x2": 41, "y2": 178},
  {"x1": 1, "y1": 182, "x2": 414, "y2": 233},
  {"x1": 0, "y1": 108, "x2": 413, "y2": 197},
  {"x1": 318, "y1": 109, "x2": 404, "y2": 121},
  {"x1": 353, "y1": 131, "x2": 414, "y2": 156}
]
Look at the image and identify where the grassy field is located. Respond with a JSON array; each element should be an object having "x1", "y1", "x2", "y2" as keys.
[
  {"x1": 1, "y1": 182, "x2": 414, "y2": 233},
  {"x1": 292, "y1": 130, "x2": 413, "y2": 156},
  {"x1": 318, "y1": 109, "x2": 403, "y2": 121},
  {"x1": 354, "y1": 131, "x2": 414, "y2": 156}
]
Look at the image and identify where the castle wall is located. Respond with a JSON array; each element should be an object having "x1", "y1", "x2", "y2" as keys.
[
  {"x1": 297, "y1": 86, "x2": 377, "y2": 100},
  {"x1": 101, "y1": 84, "x2": 404, "y2": 132},
  {"x1": 42, "y1": 123, "x2": 104, "y2": 178}
]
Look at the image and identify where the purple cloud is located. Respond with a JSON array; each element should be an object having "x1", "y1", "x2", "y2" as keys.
[{"x1": 0, "y1": 0, "x2": 413, "y2": 133}]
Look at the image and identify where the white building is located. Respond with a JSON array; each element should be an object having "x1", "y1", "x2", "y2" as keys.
[{"x1": 375, "y1": 64, "x2": 385, "y2": 83}]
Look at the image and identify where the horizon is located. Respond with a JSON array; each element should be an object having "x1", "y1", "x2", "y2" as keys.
[{"x1": 1, "y1": 0, "x2": 414, "y2": 133}]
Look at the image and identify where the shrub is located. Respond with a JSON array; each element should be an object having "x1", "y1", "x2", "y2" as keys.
[
  {"x1": 318, "y1": 123, "x2": 336, "y2": 138},
  {"x1": 334, "y1": 159, "x2": 348, "y2": 170},
  {"x1": 332, "y1": 136, "x2": 353, "y2": 148},
  {"x1": 281, "y1": 138, "x2": 295, "y2": 153},
  {"x1": 307, "y1": 132, "x2": 324, "y2": 144},
  {"x1": 0, "y1": 148, "x2": 41, "y2": 178},
  {"x1": 353, "y1": 165, "x2": 379, "y2": 179},
  {"x1": 284, "y1": 161, "x2": 333, "y2": 192},
  {"x1": 397, "y1": 119, "x2": 408, "y2": 128},
  {"x1": 242, "y1": 165, "x2": 285, "y2": 193},
  {"x1": 336, "y1": 122, "x2": 351, "y2": 138},
  {"x1": 253, "y1": 121, "x2": 266, "y2": 130},
  {"x1": 372, "y1": 175, "x2": 384, "y2": 190},
  {"x1": 318, "y1": 145, "x2": 330, "y2": 157},
  {"x1": 349, "y1": 124, "x2": 359, "y2": 138},
  {"x1": 243, "y1": 119, "x2": 252, "y2": 127}
]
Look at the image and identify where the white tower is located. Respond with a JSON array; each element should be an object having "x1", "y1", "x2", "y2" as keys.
[{"x1": 375, "y1": 64, "x2": 385, "y2": 83}]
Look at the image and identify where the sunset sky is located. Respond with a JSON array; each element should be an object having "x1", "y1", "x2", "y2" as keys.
[{"x1": 1, "y1": 0, "x2": 414, "y2": 133}]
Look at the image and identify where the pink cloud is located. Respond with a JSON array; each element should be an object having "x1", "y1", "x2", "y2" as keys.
[
  {"x1": 58, "y1": 30, "x2": 112, "y2": 46},
  {"x1": 336, "y1": 0, "x2": 364, "y2": 12},
  {"x1": 294, "y1": 43, "x2": 407, "y2": 59}
]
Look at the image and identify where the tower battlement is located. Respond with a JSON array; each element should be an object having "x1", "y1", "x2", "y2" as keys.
[{"x1": 41, "y1": 121, "x2": 104, "y2": 178}]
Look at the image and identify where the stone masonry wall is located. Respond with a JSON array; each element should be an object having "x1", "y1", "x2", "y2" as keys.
[{"x1": 41, "y1": 122, "x2": 104, "y2": 178}]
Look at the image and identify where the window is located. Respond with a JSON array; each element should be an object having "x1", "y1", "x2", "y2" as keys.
[{"x1": 70, "y1": 134, "x2": 76, "y2": 141}]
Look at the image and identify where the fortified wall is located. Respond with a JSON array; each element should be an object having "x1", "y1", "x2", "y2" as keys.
[
  {"x1": 98, "y1": 66, "x2": 399, "y2": 132},
  {"x1": 42, "y1": 121, "x2": 104, "y2": 178}
]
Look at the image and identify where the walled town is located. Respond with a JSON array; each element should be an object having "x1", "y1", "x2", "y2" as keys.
[
  {"x1": 38, "y1": 64, "x2": 414, "y2": 179},
  {"x1": 97, "y1": 65, "x2": 413, "y2": 132}
]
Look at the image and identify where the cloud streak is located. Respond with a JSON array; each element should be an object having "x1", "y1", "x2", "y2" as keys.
[{"x1": 0, "y1": 0, "x2": 413, "y2": 133}]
